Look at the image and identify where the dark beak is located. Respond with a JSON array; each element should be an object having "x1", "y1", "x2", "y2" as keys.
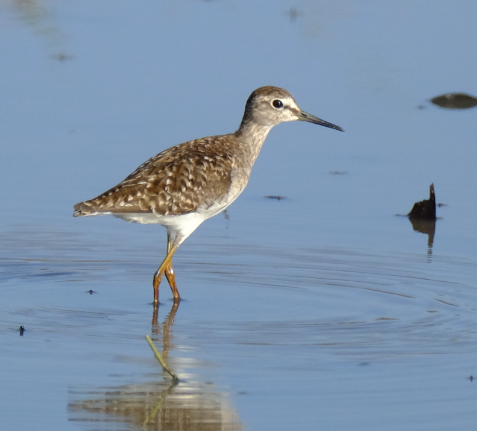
[{"x1": 297, "y1": 110, "x2": 344, "y2": 132}]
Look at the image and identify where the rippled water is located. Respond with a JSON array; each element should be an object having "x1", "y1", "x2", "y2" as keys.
[{"x1": 1, "y1": 1, "x2": 477, "y2": 430}]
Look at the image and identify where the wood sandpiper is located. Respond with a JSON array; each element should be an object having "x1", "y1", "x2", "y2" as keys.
[{"x1": 73, "y1": 86, "x2": 344, "y2": 304}]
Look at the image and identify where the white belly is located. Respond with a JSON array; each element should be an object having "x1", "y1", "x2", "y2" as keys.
[
  {"x1": 112, "y1": 167, "x2": 249, "y2": 246},
  {"x1": 112, "y1": 181, "x2": 243, "y2": 246}
]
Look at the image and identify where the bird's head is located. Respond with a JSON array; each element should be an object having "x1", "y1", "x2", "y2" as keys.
[{"x1": 239, "y1": 86, "x2": 344, "y2": 132}]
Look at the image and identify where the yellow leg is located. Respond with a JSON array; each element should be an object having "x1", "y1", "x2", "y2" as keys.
[
  {"x1": 164, "y1": 259, "x2": 180, "y2": 300},
  {"x1": 152, "y1": 237, "x2": 180, "y2": 304},
  {"x1": 165, "y1": 235, "x2": 181, "y2": 301}
]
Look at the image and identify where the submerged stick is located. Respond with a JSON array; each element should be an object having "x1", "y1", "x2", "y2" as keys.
[{"x1": 145, "y1": 335, "x2": 179, "y2": 381}]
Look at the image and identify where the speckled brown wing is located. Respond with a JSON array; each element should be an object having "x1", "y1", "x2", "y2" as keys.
[{"x1": 73, "y1": 135, "x2": 235, "y2": 216}]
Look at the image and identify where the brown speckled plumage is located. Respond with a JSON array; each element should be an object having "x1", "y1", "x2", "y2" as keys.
[
  {"x1": 74, "y1": 135, "x2": 237, "y2": 216},
  {"x1": 73, "y1": 86, "x2": 343, "y2": 304}
]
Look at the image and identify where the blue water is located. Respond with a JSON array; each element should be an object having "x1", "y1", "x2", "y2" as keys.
[{"x1": 1, "y1": 1, "x2": 477, "y2": 430}]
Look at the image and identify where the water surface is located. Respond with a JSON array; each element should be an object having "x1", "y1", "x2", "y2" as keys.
[{"x1": 1, "y1": 1, "x2": 477, "y2": 430}]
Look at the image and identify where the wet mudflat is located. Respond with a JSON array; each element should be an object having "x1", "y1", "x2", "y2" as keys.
[{"x1": 1, "y1": 1, "x2": 477, "y2": 430}]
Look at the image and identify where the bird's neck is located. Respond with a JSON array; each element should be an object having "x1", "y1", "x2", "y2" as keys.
[{"x1": 234, "y1": 121, "x2": 273, "y2": 165}]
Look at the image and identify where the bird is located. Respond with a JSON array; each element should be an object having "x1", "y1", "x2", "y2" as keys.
[{"x1": 73, "y1": 86, "x2": 344, "y2": 304}]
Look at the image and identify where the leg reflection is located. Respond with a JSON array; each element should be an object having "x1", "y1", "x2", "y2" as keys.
[{"x1": 151, "y1": 301, "x2": 180, "y2": 362}]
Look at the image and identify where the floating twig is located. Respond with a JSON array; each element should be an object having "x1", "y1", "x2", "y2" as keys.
[{"x1": 145, "y1": 335, "x2": 179, "y2": 381}]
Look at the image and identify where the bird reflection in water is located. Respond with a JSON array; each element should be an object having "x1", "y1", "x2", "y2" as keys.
[
  {"x1": 68, "y1": 301, "x2": 242, "y2": 431},
  {"x1": 151, "y1": 301, "x2": 179, "y2": 362}
]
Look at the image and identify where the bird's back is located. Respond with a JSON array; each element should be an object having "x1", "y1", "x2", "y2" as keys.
[{"x1": 73, "y1": 135, "x2": 240, "y2": 217}]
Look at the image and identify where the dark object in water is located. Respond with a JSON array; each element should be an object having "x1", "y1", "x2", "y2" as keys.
[
  {"x1": 287, "y1": 7, "x2": 299, "y2": 22},
  {"x1": 408, "y1": 184, "x2": 436, "y2": 220},
  {"x1": 470, "y1": 376, "x2": 474, "y2": 382},
  {"x1": 19, "y1": 326, "x2": 25, "y2": 336},
  {"x1": 430, "y1": 93, "x2": 477, "y2": 109},
  {"x1": 265, "y1": 195, "x2": 286, "y2": 201},
  {"x1": 50, "y1": 52, "x2": 74, "y2": 62}
]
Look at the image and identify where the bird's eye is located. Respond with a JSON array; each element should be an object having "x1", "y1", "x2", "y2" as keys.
[{"x1": 272, "y1": 99, "x2": 283, "y2": 109}]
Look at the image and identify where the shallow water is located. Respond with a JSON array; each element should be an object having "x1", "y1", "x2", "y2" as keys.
[{"x1": 1, "y1": 1, "x2": 477, "y2": 430}]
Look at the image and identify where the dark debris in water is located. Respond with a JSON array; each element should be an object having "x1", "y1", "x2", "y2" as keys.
[
  {"x1": 430, "y1": 93, "x2": 477, "y2": 109},
  {"x1": 50, "y1": 53, "x2": 74, "y2": 62},
  {"x1": 408, "y1": 184, "x2": 437, "y2": 249},
  {"x1": 35, "y1": 271, "x2": 75, "y2": 278},
  {"x1": 408, "y1": 184, "x2": 436, "y2": 220},
  {"x1": 19, "y1": 326, "x2": 25, "y2": 336},
  {"x1": 265, "y1": 196, "x2": 286, "y2": 201},
  {"x1": 287, "y1": 7, "x2": 300, "y2": 22}
]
